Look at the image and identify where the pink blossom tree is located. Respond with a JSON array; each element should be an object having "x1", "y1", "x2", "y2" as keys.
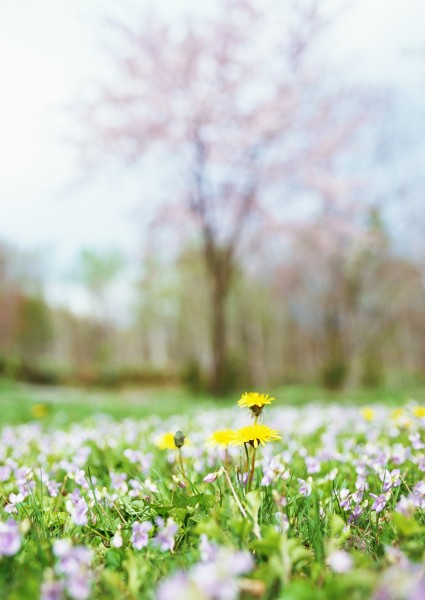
[{"x1": 78, "y1": 0, "x2": 365, "y2": 393}]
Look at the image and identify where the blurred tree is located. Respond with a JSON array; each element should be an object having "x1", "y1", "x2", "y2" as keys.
[
  {"x1": 0, "y1": 242, "x2": 17, "y2": 353},
  {"x1": 75, "y1": 248, "x2": 125, "y2": 367},
  {"x1": 0, "y1": 242, "x2": 53, "y2": 368},
  {"x1": 16, "y1": 295, "x2": 54, "y2": 364},
  {"x1": 77, "y1": 248, "x2": 124, "y2": 315},
  {"x1": 78, "y1": 0, "x2": 366, "y2": 393}
]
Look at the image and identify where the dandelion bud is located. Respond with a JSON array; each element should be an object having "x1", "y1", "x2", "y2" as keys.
[{"x1": 174, "y1": 431, "x2": 186, "y2": 448}]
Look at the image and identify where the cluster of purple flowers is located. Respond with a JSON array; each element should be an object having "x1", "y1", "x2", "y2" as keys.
[
  {"x1": 0, "y1": 519, "x2": 21, "y2": 557},
  {"x1": 156, "y1": 536, "x2": 254, "y2": 600},
  {"x1": 41, "y1": 539, "x2": 92, "y2": 600},
  {"x1": 260, "y1": 455, "x2": 290, "y2": 486},
  {"x1": 66, "y1": 490, "x2": 90, "y2": 527},
  {"x1": 131, "y1": 517, "x2": 179, "y2": 552},
  {"x1": 0, "y1": 401, "x2": 424, "y2": 599},
  {"x1": 395, "y1": 481, "x2": 425, "y2": 516}
]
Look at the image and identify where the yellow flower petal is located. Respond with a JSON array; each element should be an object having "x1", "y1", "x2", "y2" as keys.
[
  {"x1": 413, "y1": 406, "x2": 425, "y2": 418},
  {"x1": 207, "y1": 429, "x2": 235, "y2": 447},
  {"x1": 238, "y1": 392, "x2": 275, "y2": 409},
  {"x1": 156, "y1": 432, "x2": 177, "y2": 450},
  {"x1": 361, "y1": 407, "x2": 375, "y2": 422},
  {"x1": 230, "y1": 423, "x2": 280, "y2": 447}
]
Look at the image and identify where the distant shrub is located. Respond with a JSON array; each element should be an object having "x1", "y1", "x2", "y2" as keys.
[
  {"x1": 321, "y1": 360, "x2": 348, "y2": 390},
  {"x1": 77, "y1": 367, "x2": 178, "y2": 388},
  {"x1": 181, "y1": 360, "x2": 205, "y2": 394},
  {"x1": 182, "y1": 356, "x2": 245, "y2": 396},
  {"x1": 19, "y1": 363, "x2": 62, "y2": 385},
  {"x1": 361, "y1": 353, "x2": 383, "y2": 388},
  {"x1": 0, "y1": 354, "x2": 22, "y2": 379}
]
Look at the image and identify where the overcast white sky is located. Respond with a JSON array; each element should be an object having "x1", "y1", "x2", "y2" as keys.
[{"x1": 0, "y1": 0, "x2": 424, "y2": 309}]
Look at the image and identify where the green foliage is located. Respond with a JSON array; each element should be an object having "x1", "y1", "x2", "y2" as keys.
[
  {"x1": 1, "y1": 387, "x2": 424, "y2": 598},
  {"x1": 76, "y1": 248, "x2": 125, "y2": 301},
  {"x1": 321, "y1": 360, "x2": 348, "y2": 390},
  {"x1": 181, "y1": 359, "x2": 205, "y2": 394},
  {"x1": 362, "y1": 350, "x2": 384, "y2": 388},
  {"x1": 16, "y1": 296, "x2": 54, "y2": 362}
]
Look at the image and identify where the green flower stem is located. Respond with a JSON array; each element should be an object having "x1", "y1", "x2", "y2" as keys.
[
  {"x1": 247, "y1": 445, "x2": 257, "y2": 492},
  {"x1": 222, "y1": 468, "x2": 248, "y2": 518},
  {"x1": 178, "y1": 447, "x2": 187, "y2": 481},
  {"x1": 246, "y1": 414, "x2": 259, "y2": 492},
  {"x1": 243, "y1": 442, "x2": 250, "y2": 473}
]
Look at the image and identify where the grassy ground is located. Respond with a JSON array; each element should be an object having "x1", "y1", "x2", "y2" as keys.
[
  {"x1": 1, "y1": 379, "x2": 424, "y2": 598},
  {"x1": 1, "y1": 377, "x2": 424, "y2": 426}
]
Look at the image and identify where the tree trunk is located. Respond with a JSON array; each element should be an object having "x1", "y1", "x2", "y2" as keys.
[{"x1": 210, "y1": 271, "x2": 230, "y2": 395}]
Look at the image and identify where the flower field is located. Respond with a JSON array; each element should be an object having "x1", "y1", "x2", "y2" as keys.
[{"x1": 1, "y1": 393, "x2": 424, "y2": 599}]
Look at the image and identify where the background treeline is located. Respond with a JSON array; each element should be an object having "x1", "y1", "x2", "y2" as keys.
[
  {"x1": 2, "y1": 1, "x2": 425, "y2": 394},
  {"x1": 1, "y1": 207, "x2": 424, "y2": 392}
]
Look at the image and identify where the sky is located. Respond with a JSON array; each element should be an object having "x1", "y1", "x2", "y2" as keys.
[{"x1": 0, "y1": 0, "x2": 424, "y2": 310}]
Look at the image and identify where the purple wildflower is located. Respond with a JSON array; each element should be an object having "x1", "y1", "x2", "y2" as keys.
[
  {"x1": 199, "y1": 534, "x2": 219, "y2": 562},
  {"x1": 413, "y1": 480, "x2": 425, "y2": 500},
  {"x1": 128, "y1": 479, "x2": 143, "y2": 498},
  {"x1": 156, "y1": 571, "x2": 191, "y2": 600},
  {"x1": 203, "y1": 471, "x2": 219, "y2": 483},
  {"x1": 260, "y1": 456, "x2": 288, "y2": 486},
  {"x1": 0, "y1": 519, "x2": 21, "y2": 557},
  {"x1": 47, "y1": 480, "x2": 60, "y2": 498},
  {"x1": 395, "y1": 495, "x2": 416, "y2": 516},
  {"x1": 54, "y1": 542, "x2": 91, "y2": 576},
  {"x1": 40, "y1": 580, "x2": 64, "y2": 600},
  {"x1": 153, "y1": 517, "x2": 178, "y2": 552},
  {"x1": 0, "y1": 465, "x2": 12, "y2": 482},
  {"x1": 409, "y1": 433, "x2": 424, "y2": 450},
  {"x1": 327, "y1": 550, "x2": 353, "y2": 573},
  {"x1": 370, "y1": 493, "x2": 387, "y2": 513},
  {"x1": 348, "y1": 504, "x2": 363, "y2": 524},
  {"x1": 305, "y1": 456, "x2": 321, "y2": 474},
  {"x1": 4, "y1": 492, "x2": 24, "y2": 514},
  {"x1": 131, "y1": 520, "x2": 152, "y2": 550},
  {"x1": 67, "y1": 498, "x2": 89, "y2": 526},
  {"x1": 338, "y1": 488, "x2": 351, "y2": 510},
  {"x1": 298, "y1": 477, "x2": 312, "y2": 497},
  {"x1": 67, "y1": 572, "x2": 91, "y2": 600},
  {"x1": 191, "y1": 547, "x2": 253, "y2": 600},
  {"x1": 110, "y1": 472, "x2": 128, "y2": 493},
  {"x1": 52, "y1": 540, "x2": 92, "y2": 600},
  {"x1": 380, "y1": 469, "x2": 401, "y2": 492}
]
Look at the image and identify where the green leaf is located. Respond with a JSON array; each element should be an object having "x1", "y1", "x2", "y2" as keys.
[
  {"x1": 252, "y1": 527, "x2": 281, "y2": 555},
  {"x1": 392, "y1": 512, "x2": 425, "y2": 537},
  {"x1": 194, "y1": 518, "x2": 223, "y2": 540},
  {"x1": 105, "y1": 548, "x2": 123, "y2": 570},
  {"x1": 330, "y1": 514, "x2": 345, "y2": 538}
]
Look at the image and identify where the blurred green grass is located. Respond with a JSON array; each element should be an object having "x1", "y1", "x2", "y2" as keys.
[{"x1": 0, "y1": 377, "x2": 424, "y2": 426}]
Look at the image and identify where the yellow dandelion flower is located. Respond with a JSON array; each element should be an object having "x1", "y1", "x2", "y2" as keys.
[
  {"x1": 156, "y1": 432, "x2": 176, "y2": 450},
  {"x1": 31, "y1": 403, "x2": 48, "y2": 419},
  {"x1": 361, "y1": 407, "x2": 375, "y2": 422},
  {"x1": 238, "y1": 392, "x2": 275, "y2": 415},
  {"x1": 207, "y1": 429, "x2": 235, "y2": 447},
  {"x1": 413, "y1": 406, "x2": 425, "y2": 418},
  {"x1": 231, "y1": 423, "x2": 281, "y2": 448},
  {"x1": 391, "y1": 408, "x2": 404, "y2": 420},
  {"x1": 156, "y1": 431, "x2": 189, "y2": 450}
]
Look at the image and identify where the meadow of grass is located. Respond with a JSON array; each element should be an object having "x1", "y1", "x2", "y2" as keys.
[
  {"x1": 1, "y1": 378, "x2": 424, "y2": 426},
  {"x1": 0, "y1": 380, "x2": 424, "y2": 599}
]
